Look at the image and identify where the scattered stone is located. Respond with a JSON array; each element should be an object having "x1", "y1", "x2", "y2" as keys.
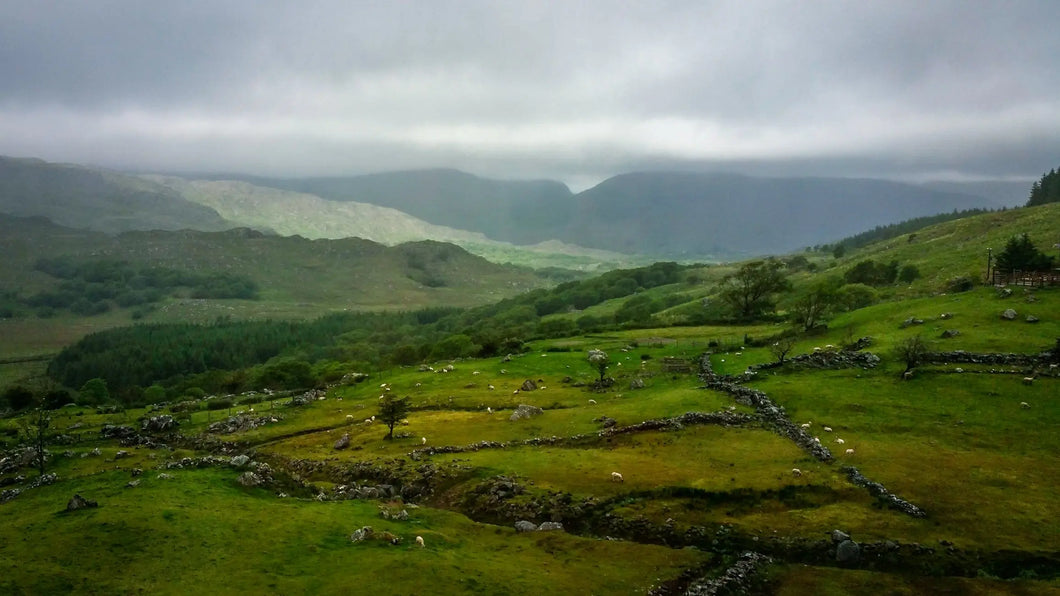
[
  {"x1": 509, "y1": 404, "x2": 544, "y2": 422},
  {"x1": 537, "y1": 522, "x2": 564, "y2": 532},
  {"x1": 230, "y1": 455, "x2": 251, "y2": 468},
  {"x1": 940, "y1": 329, "x2": 961, "y2": 339},
  {"x1": 1001, "y1": 309, "x2": 1018, "y2": 320},
  {"x1": 939, "y1": 312, "x2": 953, "y2": 320},
  {"x1": 836, "y1": 539, "x2": 861, "y2": 564},
  {"x1": 831, "y1": 529, "x2": 851, "y2": 543},
  {"x1": 66, "y1": 494, "x2": 98, "y2": 511},
  {"x1": 350, "y1": 526, "x2": 374, "y2": 542},
  {"x1": 207, "y1": 414, "x2": 281, "y2": 434},
  {"x1": 334, "y1": 433, "x2": 351, "y2": 450},
  {"x1": 594, "y1": 416, "x2": 617, "y2": 429},
  {"x1": 520, "y1": 379, "x2": 538, "y2": 392},
  {"x1": 900, "y1": 317, "x2": 924, "y2": 328},
  {"x1": 1026, "y1": 315, "x2": 1039, "y2": 323},
  {"x1": 140, "y1": 415, "x2": 178, "y2": 433},
  {"x1": 514, "y1": 520, "x2": 538, "y2": 533},
  {"x1": 156, "y1": 473, "x2": 173, "y2": 480},
  {"x1": 114, "y1": 450, "x2": 129, "y2": 459},
  {"x1": 629, "y1": 378, "x2": 645, "y2": 390},
  {"x1": 99, "y1": 425, "x2": 137, "y2": 440},
  {"x1": 237, "y1": 471, "x2": 263, "y2": 487},
  {"x1": 131, "y1": 468, "x2": 143, "y2": 477},
  {"x1": 125, "y1": 480, "x2": 140, "y2": 488},
  {"x1": 379, "y1": 507, "x2": 409, "y2": 521}
]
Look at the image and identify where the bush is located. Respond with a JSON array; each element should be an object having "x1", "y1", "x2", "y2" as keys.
[
  {"x1": 206, "y1": 397, "x2": 234, "y2": 411},
  {"x1": 898, "y1": 265, "x2": 920, "y2": 283},
  {"x1": 836, "y1": 284, "x2": 878, "y2": 311},
  {"x1": 170, "y1": 400, "x2": 200, "y2": 413},
  {"x1": 945, "y1": 276, "x2": 975, "y2": 293}
]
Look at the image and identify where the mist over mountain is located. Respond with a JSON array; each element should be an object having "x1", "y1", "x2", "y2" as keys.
[{"x1": 0, "y1": 156, "x2": 233, "y2": 234}]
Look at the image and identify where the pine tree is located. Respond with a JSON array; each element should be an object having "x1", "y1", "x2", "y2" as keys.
[{"x1": 1027, "y1": 168, "x2": 1060, "y2": 206}]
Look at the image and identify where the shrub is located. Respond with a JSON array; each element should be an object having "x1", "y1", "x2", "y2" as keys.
[
  {"x1": 207, "y1": 397, "x2": 234, "y2": 411},
  {"x1": 945, "y1": 276, "x2": 975, "y2": 293},
  {"x1": 898, "y1": 265, "x2": 920, "y2": 283}
]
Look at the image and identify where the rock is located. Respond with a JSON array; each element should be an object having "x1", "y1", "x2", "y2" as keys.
[
  {"x1": 514, "y1": 520, "x2": 538, "y2": 533},
  {"x1": 831, "y1": 529, "x2": 851, "y2": 543},
  {"x1": 940, "y1": 329, "x2": 961, "y2": 338},
  {"x1": 629, "y1": 378, "x2": 645, "y2": 390},
  {"x1": 350, "y1": 526, "x2": 374, "y2": 542},
  {"x1": 1001, "y1": 309, "x2": 1018, "y2": 320},
  {"x1": 509, "y1": 404, "x2": 544, "y2": 422},
  {"x1": 1026, "y1": 315, "x2": 1039, "y2": 323},
  {"x1": 114, "y1": 450, "x2": 129, "y2": 459},
  {"x1": 237, "y1": 471, "x2": 263, "y2": 487},
  {"x1": 156, "y1": 473, "x2": 173, "y2": 480},
  {"x1": 939, "y1": 312, "x2": 953, "y2": 320},
  {"x1": 537, "y1": 522, "x2": 564, "y2": 532},
  {"x1": 67, "y1": 494, "x2": 98, "y2": 511},
  {"x1": 594, "y1": 416, "x2": 617, "y2": 428},
  {"x1": 125, "y1": 480, "x2": 140, "y2": 488},
  {"x1": 836, "y1": 539, "x2": 861, "y2": 564},
  {"x1": 230, "y1": 455, "x2": 251, "y2": 468},
  {"x1": 131, "y1": 468, "x2": 143, "y2": 477},
  {"x1": 334, "y1": 433, "x2": 351, "y2": 450},
  {"x1": 900, "y1": 317, "x2": 924, "y2": 328},
  {"x1": 520, "y1": 379, "x2": 538, "y2": 392},
  {"x1": 140, "y1": 415, "x2": 178, "y2": 433}
]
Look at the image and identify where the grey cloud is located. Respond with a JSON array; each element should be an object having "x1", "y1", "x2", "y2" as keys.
[{"x1": 0, "y1": 1, "x2": 1057, "y2": 185}]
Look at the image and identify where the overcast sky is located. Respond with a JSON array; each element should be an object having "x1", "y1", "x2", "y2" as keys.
[{"x1": 1, "y1": 1, "x2": 1058, "y2": 189}]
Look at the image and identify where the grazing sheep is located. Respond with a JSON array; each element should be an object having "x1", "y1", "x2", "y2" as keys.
[
  {"x1": 588, "y1": 399, "x2": 597, "y2": 405},
  {"x1": 903, "y1": 371, "x2": 914, "y2": 380},
  {"x1": 364, "y1": 418, "x2": 373, "y2": 424},
  {"x1": 415, "y1": 536, "x2": 425, "y2": 548},
  {"x1": 813, "y1": 437, "x2": 821, "y2": 444},
  {"x1": 346, "y1": 414, "x2": 354, "y2": 422},
  {"x1": 487, "y1": 407, "x2": 493, "y2": 414},
  {"x1": 421, "y1": 437, "x2": 427, "y2": 445},
  {"x1": 611, "y1": 472, "x2": 624, "y2": 483},
  {"x1": 472, "y1": 371, "x2": 480, "y2": 375},
  {"x1": 1020, "y1": 401, "x2": 1031, "y2": 409},
  {"x1": 813, "y1": 347, "x2": 822, "y2": 352},
  {"x1": 835, "y1": 438, "x2": 845, "y2": 445},
  {"x1": 1022, "y1": 377, "x2": 1034, "y2": 385},
  {"x1": 800, "y1": 422, "x2": 811, "y2": 429},
  {"x1": 845, "y1": 448, "x2": 855, "y2": 455},
  {"x1": 488, "y1": 384, "x2": 495, "y2": 390},
  {"x1": 823, "y1": 426, "x2": 833, "y2": 432},
  {"x1": 513, "y1": 390, "x2": 519, "y2": 394},
  {"x1": 791, "y1": 468, "x2": 802, "y2": 477},
  {"x1": 955, "y1": 368, "x2": 963, "y2": 373}
]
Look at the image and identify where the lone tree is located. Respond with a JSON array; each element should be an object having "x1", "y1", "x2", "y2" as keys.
[
  {"x1": 894, "y1": 335, "x2": 929, "y2": 377},
  {"x1": 378, "y1": 394, "x2": 411, "y2": 440},
  {"x1": 768, "y1": 335, "x2": 799, "y2": 364},
  {"x1": 719, "y1": 260, "x2": 791, "y2": 320},
  {"x1": 789, "y1": 279, "x2": 840, "y2": 331},
  {"x1": 18, "y1": 404, "x2": 52, "y2": 477},
  {"x1": 587, "y1": 349, "x2": 610, "y2": 383},
  {"x1": 995, "y1": 233, "x2": 1055, "y2": 272}
]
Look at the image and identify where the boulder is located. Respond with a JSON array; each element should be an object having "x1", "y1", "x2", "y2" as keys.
[
  {"x1": 334, "y1": 433, "x2": 351, "y2": 450},
  {"x1": 140, "y1": 415, "x2": 178, "y2": 433},
  {"x1": 509, "y1": 404, "x2": 544, "y2": 422},
  {"x1": 350, "y1": 526, "x2": 374, "y2": 542},
  {"x1": 629, "y1": 378, "x2": 645, "y2": 390},
  {"x1": 1001, "y1": 309, "x2": 1018, "y2": 320},
  {"x1": 1026, "y1": 315, "x2": 1040, "y2": 323},
  {"x1": 237, "y1": 471, "x2": 263, "y2": 487},
  {"x1": 66, "y1": 494, "x2": 98, "y2": 511},
  {"x1": 940, "y1": 329, "x2": 961, "y2": 339},
  {"x1": 520, "y1": 379, "x2": 538, "y2": 392},
  {"x1": 594, "y1": 416, "x2": 617, "y2": 429},
  {"x1": 514, "y1": 520, "x2": 538, "y2": 533},
  {"x1": 230, "y1": 454, "x2": 251, "y2": 468},
  {"x1": 830, "y1": 529, "x2": 851, "y2": 543},
  {"x1": 939, "y1": 312, "x2": 953, "y2": 320},
  {"x1": 537, "y1": 522, "x2": 564, "y2": 532},
  {"x1": 900, "y1": 317, "x2": 924, "y2": 328},
  {"x1": 836, "y1": 540, "x2": 861, "y2": 564}
]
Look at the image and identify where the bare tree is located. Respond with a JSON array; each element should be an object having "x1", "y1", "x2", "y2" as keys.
[
  {"x1": 768, "y1": 335, "x2": 798, "y2": 364},
  {"x1": 894, "y1": 336, "x2": 929, "y2": 377},
  {"x1": 18, "y1": 404, "x2": 51, "y2": 477}
]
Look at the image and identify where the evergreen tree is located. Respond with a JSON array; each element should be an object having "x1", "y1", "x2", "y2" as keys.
[
  {"x1": 995, "y1": 233, "x2": 1055, "y2": 271},
  {"x1": 1027, "y1": 168, "x2": 1060, "y2": 206}
]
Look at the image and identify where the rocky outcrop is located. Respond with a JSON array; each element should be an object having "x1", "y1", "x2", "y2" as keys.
[
  {"x1": 509, "y1": 404, "x2": 544, "y2": 422},
  {"x1": 66, "y1": 494, "x2": 98, "y2": 511}
]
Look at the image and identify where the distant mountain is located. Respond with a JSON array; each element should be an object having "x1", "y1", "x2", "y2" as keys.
[
  {"x1": 556, "y1": 172, "x2": 998, "y2": 257},
  {"x1": 919, "y1": 180, "x2": 1032, "y2": 208},
  {"x1": 0, "y1": 213, "x2": 553, "y2": 316},
  {"x1": 208, "y1": 169, "x2": 575, "y2": 245},
  {"x1": 0, "y1": 156, "x2": 233, "y2": 233}
]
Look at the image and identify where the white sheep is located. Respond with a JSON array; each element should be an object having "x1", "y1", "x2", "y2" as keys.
[
  {"x1": 813, "y1": 437, "x2": 821, "y2": 444},
  {"x1": 845, "y1": 448, "x2": 855, "y2": 455},
  {"x1": 791, "y1": 468, "x2": 802, "y2": 477},
  {"x1": 823, "y1": 426, "x2": 833, "y2": 432},
  {"x1": 513, "y1": 389, "x2": 519, "y2": 394},
  {"x1": 835, "y1": 438, "x2": 845, "y2": 445},
  {"x1": 421, "y1": 437, "x2": 427, "y2": 445},
  {"x1": 415, "y1": 535, "x2": 425, "y2": 548},
  {"x1": 588, "y1": 399, "x2": 597, "y2": 405},
  {"x1": 611, "y1": 471, "x2": 624, "y2": 483},
  {"x1": 1020, "y1": 401, "x2": 1031, "y2": 409},
  {"x1": 800, "y1": 422, "x2": 811, "y2": 429},
  {"x1": 363, "y1": 418, "x2": 373, "y2": 424},
  {"x1": 472, "y1": 371, "x2": 480, "y2": 375},
  {"x1": 1022, "y1": 377, "x2": 1034, "y2": 385},
  {"x1": 487, "y1": 407, "x2": 493, "y2": 414},
  {"x1": 488, "y1": 384, "x2": 495, "y2": 390},
  {"x1": 346, "y1": 414, "x2": 354, "y2": 422}
]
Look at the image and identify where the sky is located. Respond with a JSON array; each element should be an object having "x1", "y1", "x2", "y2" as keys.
[{"x1": 1, "y1": 1, "x2": 1058, "y2": 190}]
